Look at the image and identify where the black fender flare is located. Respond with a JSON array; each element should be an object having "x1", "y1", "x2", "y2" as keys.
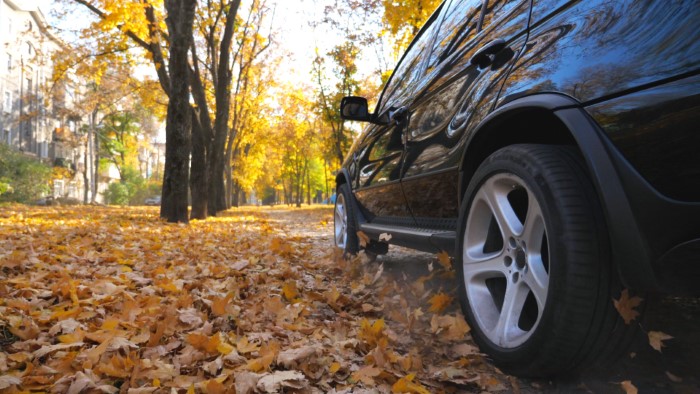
[{"x1": 461, "y1": 93, "x2": 658, "y2": 290}]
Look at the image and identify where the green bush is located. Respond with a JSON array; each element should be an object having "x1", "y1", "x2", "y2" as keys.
[
  {"x1": 0, "y1": 143, "x2": 51, "y2": 203},
  {"x1": 104, "y1": 182, "x2": 130, "y2": 205},
  {"x1": 103, "y1": 166, "x2": 162, "y2": 206}
]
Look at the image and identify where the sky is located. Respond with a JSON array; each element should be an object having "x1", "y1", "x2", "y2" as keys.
[{"x1": 32, "y1": 0, "x2": 341, "y2": 87}]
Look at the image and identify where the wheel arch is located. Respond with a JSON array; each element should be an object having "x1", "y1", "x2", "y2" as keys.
[
  {"x1": 335, "y1": 168, "x2": 352, "y2": 188},
  {"x1": 459, "y1": 93, "x2": 659, "y2": 291}
]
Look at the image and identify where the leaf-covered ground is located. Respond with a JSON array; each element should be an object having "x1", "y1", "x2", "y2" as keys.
[{"x1": 1, "y1": 205, "x2": 698, "y2": 393}]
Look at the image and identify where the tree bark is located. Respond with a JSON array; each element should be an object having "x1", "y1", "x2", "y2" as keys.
[
  {"x1": 189, "y1": 107, "x2": 208, "y2": 219},
  {"x1": 160, "y1": 0, "x2": 196, "y2": 223}
]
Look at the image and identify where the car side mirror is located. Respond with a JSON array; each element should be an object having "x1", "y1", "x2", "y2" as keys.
[{"x1": 340, "y1": 96, "x2": 371, "y2": 122}]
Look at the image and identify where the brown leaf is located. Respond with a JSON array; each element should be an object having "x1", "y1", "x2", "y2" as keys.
[
  {"x1": 379, "y1": 232, "x2": 392, "y2": 242},
  {"x1": 648, "y1": 331, "x2": 673, "y2": 352},
  {"x1": 613, "y1": 289, "x2": 643, "y2": 324},
  {"x1": 357, "y1": 231, "x2": 370, "y2": 248},
  {"x1": 620, "y1": 380, "x2": 638, "y2": 394},
  {"x1": 437, "y1": 251, "x2": 452, "y2": 270},
  {"x1": 428, "y1": 292, "x2": 453, "y2": 313},
  {"x1": 351, "y1": 365, "x2": 382, "y2": 386}
]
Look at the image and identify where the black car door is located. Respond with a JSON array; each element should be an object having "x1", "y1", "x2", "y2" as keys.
[
  {"x1": 352, "y1": 10, "x2": 443, "y2": 222},
  {"x1": 400, "y1": 0, "x2": 531, "y2": 225}
]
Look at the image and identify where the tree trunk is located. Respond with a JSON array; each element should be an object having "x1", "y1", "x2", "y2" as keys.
[
  {"x1": 190, "y1": 107, "x2": 208, "y2": 219},
  {"x1": 160, "y1": 0, "x2": 196, "y2": 223},
  {"x1": 90, "y1": 110, "x2": 99, "y2": 203}
]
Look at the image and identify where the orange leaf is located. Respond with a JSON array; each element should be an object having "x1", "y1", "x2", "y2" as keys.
[
  {"x1": 357, "y1": 231, "x2": 370, "y2": 248},
  {"x1": 282, "y1": 281, "x2": 299, "y2": 302},
  {"x1": 210, "y1": 293, "x2": 234, "y2": 317},
  {"x1": 187, "y1": 333, "x2": 221, "y2": 353},
  {"x1": 428, "y1": 292, "x2": 453, "y2": 313},
  {"x1": 437, "y1": 251, "x2": 452, "y2": 270},
  {"x1": 613, "y1": 289, "x2": 643, "y2": 324},
  {"x1": 392, "y1": 374, "x2": 430, "y2": 394}
]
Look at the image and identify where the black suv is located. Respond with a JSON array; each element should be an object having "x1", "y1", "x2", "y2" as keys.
[{"x1": 335, "y1": 0, "x2": 700, "y2": 377}]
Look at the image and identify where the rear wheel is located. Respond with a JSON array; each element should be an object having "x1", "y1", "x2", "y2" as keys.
[
  {"x1": 457, "y1": 144, "x2": 638, "y2": 377},
  {"x1": 334, "y1": 183, "x2": 359, "y2": 256}
]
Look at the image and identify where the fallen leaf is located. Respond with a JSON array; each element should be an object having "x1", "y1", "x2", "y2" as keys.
[
  {"x1": 392, "y1": 373, "x2": 430, "y2": 394},
  {"x1": 620, "y1": 380, "x2": 638, "y2": 394},
  {"x1": 437, "y1": 251, "x2": 452, "y2": 270},
  {"x1": 357, "y1": 231, "x2": 370, "y2": 248},
  {"x1": 0, "y1": 375, "x2": 21, "y2": 390},
  {"x1": 613, "y1": 289, "x2": 643, "y2": 324},
  {"x1": 351, "y1": 365, "x2": 382, "y2": 386},
  {"x1": 277, "y1": 346, "x2": 317, "y2": 367},
  {"x1": 648, "y1": 331, "x2": 673, "y2": 352},
  {"x1": 428, "y1": 292, "x2": 453, "y2": 313},
  {"x1": 282, "y1": 281, "x2": 299, "y2": 302},
  {"x1": 379, "y1": 233, "x2": 392, "y2": 242},
  {"x1": 257, "y1": 370, "x2": 308, "y2": 392}
]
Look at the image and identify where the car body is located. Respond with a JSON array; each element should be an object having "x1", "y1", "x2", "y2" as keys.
[
  {"x1": 334, "y1": 0, "x2": 700, "y2": 377},
  {"x1": 144, "y1": 196, "x2": 161, "y2": 206}
]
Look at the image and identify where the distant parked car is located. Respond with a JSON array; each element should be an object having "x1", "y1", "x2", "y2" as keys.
[
  {"x1": 144, "y1": 195, "x2": 161, "y2": 206},
  {"x1": 335, "y1": 0, "x2": 700, "y2": 377}
]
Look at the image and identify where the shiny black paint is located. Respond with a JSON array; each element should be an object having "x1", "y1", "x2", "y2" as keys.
[
  {"x1": 402, "y1": 0, "x2": 531, "y2": 218},
  {"x1": 340, "y1": 0, "x2": 700, "y2": 292},
  {"x1": 587, "y1": 75, "x2": 700, "y2": 202},
  {"x1": 500, "y1": 0, "x2": 700, "y2": 200}
]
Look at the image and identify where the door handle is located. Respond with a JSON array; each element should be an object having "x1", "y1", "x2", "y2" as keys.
[
  {"x1": 470, "y1": 38, "x2": 507, "y2": 68},
  {"x1": 388, "y1": 106, "x2": 408, "y2": 126}
]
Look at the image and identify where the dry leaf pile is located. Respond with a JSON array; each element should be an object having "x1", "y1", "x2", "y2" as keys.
[{"x1": 0, "y1": 205, "x2": 505, "y2": 393}]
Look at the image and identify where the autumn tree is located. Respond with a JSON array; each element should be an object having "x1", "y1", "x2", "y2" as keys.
[
  {"x1": 382, "y1": 0, "x2": 442, "y2": 54},
  {"x1": 226, "y1": 0, "x2": 275, "y2": 207}
]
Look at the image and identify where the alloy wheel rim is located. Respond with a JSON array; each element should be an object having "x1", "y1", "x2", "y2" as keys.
[
  {"x1": 334, "y1": 193, "x2": 348, "y2": 250},
  {"x1": 463, "y1": 173, "x2": 550, "y2": 348}
]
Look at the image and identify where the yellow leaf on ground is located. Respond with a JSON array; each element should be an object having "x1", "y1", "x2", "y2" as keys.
[
  {"x1": 392, "y1": 374, "x2": 430, "y2": 394},
  {"x1": 613, "y1": 289, "x2": 643, "y2": 324},
  {"x1": 329, "y1": 362, "x2": 341, "y2": 374},
  {"x1": 282, "y1": 281, "x2": 299, "y2": 302}
]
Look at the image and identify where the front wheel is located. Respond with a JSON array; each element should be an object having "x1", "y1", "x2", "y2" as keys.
[
  {"x1": 457, "y1": 144, "x2": 637, "y2": 377},
  {"x1": 334, "y1": 183, "x2": 359, "y2": 256}
]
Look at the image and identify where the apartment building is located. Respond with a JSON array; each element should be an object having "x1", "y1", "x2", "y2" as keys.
[{"x1": 0, "y1": 0, "x2": 87, "y2": 200}]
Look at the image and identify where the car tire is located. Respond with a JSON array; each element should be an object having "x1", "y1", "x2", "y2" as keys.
[
  {"x1": 334, "y1": 183, "x2": 360, "y2": 256},
  {"x1": 457, "y1": 144, "x2": 639, "y2": 377}
]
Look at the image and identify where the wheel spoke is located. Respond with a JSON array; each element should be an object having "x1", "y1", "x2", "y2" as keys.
[
  {"x1": 523, "y1": 259, "x2": 548, "y2": 311},
  {"x1": 462, "y1": 253, "x2": 507, "y2": 283},
  {"x1": 521, "y1": 190, "x2": 544, "y2": 243},
  {"x1": 481, "y1": 179, "x2": 523, "y2": 239},
  {"x1": 491, "y1": 281, "x2": 529, "y2": 346}
]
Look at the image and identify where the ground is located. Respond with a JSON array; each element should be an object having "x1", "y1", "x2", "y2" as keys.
[{"x1": 0, "y1": 205, "x2": 698, "y2": 393}]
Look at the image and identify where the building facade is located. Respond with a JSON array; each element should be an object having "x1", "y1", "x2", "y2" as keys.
[{"x1": 0, "y1": 0, "x2": 87, "y2": 201}]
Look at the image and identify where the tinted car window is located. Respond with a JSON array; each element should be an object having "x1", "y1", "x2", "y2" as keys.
[
  {"x1": 426, "y1": 0, "x2": 483, "y2": 71},
  {"x1": 380, "y1": 15, "x2": 440, "y2": 113}
]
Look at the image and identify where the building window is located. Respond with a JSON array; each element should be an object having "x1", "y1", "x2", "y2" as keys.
[
  {"x1": 6, "y1": 53, "x2": 11, "y2": 72},
  {"x1": 2, "y1": 129, "x2": 9, "y2": 144},
  {"x1": 3, "y1": 91, "x2": 10, "y2": 113},
  {"x1": 26, "y1": 78, "x2": 33, "y2": 92}
]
